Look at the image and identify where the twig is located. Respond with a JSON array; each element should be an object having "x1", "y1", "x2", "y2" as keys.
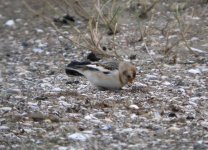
[
  {"x1": 112, "y1": 23, "x2": 122, "y2": 60},
  {"x1": 43, "y1": 0, "x2": 60, "y2": 14},
  {"x1": 22, "y1": 0, "x2": 113, "y2": 56},
  {"x1": 22, "y1": 0, "x2": 124, "y2": 59},
  {"x1": 139, "y1": 0, "x2": 159, "y2": 18},
  {"x1": 175, "y1": 9, "x2": 199, "y2": 57},
  {"x1": 144, "y1": 43, "x2": 162, "y2": 74},
  {"x1": 72, "y1": 0, "x2": 90, "y2": 20},
  {"x1": 84, "y1": 18, "x2": 116, "y2": 57}
]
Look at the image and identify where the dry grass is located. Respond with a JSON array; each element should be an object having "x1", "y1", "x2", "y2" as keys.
[
  {"x1": 22, "y1": 0, "x2": 124, "y2": 59},
  {"x1": 22, "y1": 0, "x2": 205, "y2": 63}
]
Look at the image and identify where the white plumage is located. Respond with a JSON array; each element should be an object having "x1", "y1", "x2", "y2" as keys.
[{"x1": 65, "y1": 61, "x2": 136, "y2": 90}]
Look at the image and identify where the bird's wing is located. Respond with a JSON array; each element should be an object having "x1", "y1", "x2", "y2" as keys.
[
  {"x1": 65, "y1": 61, "x2": 91, "y2": 76},
  {"x1": 93, "y1": 61, "x2": 119, "y2": 71},
  {"x1": 65, "y1": 60, "x2": 119, "y2": 76}
]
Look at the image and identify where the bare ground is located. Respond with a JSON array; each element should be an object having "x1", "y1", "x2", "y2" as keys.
[{"x1": 0, "y1": 0, "x2": 208, "y2": 150}]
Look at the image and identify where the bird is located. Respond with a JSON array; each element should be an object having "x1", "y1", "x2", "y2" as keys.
[{"x1": 65, "y1": 60, "x2": 137, "y2": 90}]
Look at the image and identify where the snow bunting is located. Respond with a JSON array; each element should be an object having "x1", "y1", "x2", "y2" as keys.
[{"x1": 65, "y1": 61, "x2": 136, "y2": 90}]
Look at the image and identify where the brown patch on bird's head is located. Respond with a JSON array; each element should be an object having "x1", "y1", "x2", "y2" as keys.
[
  {"x1": 119, "y1": 62, "x2": 137, "y2": 85},
  {"x1": 128, "y1": 66, "x2": 137, "y2": 83}
]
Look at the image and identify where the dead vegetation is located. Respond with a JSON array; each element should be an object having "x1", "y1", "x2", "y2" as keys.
[
  {"x1": 1, "y1": 0, "x2": 208, "y2": 149},
  {"x1": 22, "y1": 0, "x2": 123, "y2": 59},
  {"x1": 22, "y1": 0, "x2": 207, "y2": 64}
]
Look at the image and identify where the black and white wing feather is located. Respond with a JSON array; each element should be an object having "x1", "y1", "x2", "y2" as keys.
[{"x1": 65, "y1": 60, "x2": 119, "y2": 76}]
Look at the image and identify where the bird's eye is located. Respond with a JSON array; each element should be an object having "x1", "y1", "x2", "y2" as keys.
[
  {"x1": 127, "y1": 75, "x2": 131, "y2": 79},
  {"x1": 133, "y1": 72, "x2": 136, "y2": 78}
]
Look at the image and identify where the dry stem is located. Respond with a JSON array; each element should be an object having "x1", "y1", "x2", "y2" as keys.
[
  {"x1": 175, "y1": 10, "x2": 199, "y2": 57},
  {"x1": 22, "y1": 0, "x2": 119, "y2": 58}
]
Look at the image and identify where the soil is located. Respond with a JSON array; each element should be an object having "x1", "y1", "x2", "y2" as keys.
[{"x1": 0, "y1": 0, "x2": 208, "y2": 149}]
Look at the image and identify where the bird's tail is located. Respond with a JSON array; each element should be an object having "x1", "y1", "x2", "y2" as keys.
[{"x1": 65, "y1": 61, "x2": 91, "y2": 76}]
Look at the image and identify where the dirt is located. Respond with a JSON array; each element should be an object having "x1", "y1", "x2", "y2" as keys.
[{"x1": 0, "y1": 0, "x2": 208, "y2": 149}]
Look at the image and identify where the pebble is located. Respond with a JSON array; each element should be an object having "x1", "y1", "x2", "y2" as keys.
[
  {"x1": 168, "y1": 126, "x2": 181, "y2": 132},
  {"x1": 35, "y1": 28, "x2": 44, "y2": 33},
  {"x1": 129, "y1": 104, "x2": 139, "y2": 110},
  {"x1": 84, "y1": 114, "x2": 102, "y2": 124},
  {"x1": 6, "y1": 89, "x2": 21, "y2": 94},
  {"x1": 57, "y1": 146, "x2": 68, "y2": 150},
  {"x1": 130, "y1": 114, "x2": 137, "y2": 120},
  {"x1": 5, "y1": 19, "x2": 15, "y2": 27},
  {"x1": 190, "y1": 47, "x2": 205, "y2": 53},
  {"x1": 120, "y1": 128, "x2": 133, "y2": 133},
  {"x1": 162, "y1": 81, "x2": 171, "y2": 86},
  {"x1": 29, "y1": 111, "x2": 46, "y2": 121},
  {"x1": 52, "y1": 87, "x2": 63, "y2": 92},
  {"x1": 0, "y1": 125, "x2": 10, "y2": 131},
  {"x1": 0, "y1": 107, "x2": 12, "y2": 112},
  {"x1": 93, "y1": 111, "x2": 106, "y2": 118},
  {"x1": 32, "y1": 47, "x2": 44, "y2": 53},
  {"x1": 101, "y1": 124, "x2": 112, "y2": 131},
  {"x1": 188, "y1": 68, "x2": 201, "y2": 74},
  {"x1": 84, "y1": 114, "x2": 94, "y2": 120},
  {"x1": 145, "y1": 74, "x2": 158, "y2": 80},
  {"x1": 0, "y1": 145, "x2": 6, "y2": 149},
  {"x1": 67, "y1": 133, "x2": 89, "y2": 141},
  {"x1": 0, "y1": 1, "x2": 207, "y2": 149},
  {"x1": 59, "y1": 100, "x2": 71, "y2": 107}
]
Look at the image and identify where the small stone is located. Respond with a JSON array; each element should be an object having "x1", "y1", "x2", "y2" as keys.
[
  {"x1": 93, "y1": 112, "x2": 106, "y2": 118},
  {"x1": 0, "y1": 118, "x2": 6, "y2": 125},
  {"x1": 28, "y1": 102, "x2": 38, "y2": 106},
  {"x1": 35, "y1": 28, "x2": 44, "y2": 33},
  {"x1": 168, "y1": 126, "x2": 180, "y2": 132},
  {"x1": 21, "y1": 41, "x2": 29, "y2": 48},
  {"x1": 34, "y1": 96, "x2": 48, "y2": 101},
  {"x1": 190, "y1": 47, "x2": 205, "y2": 53},
  {"x1": 162, "y1": 81, "x2": 171, "y2": 86},
  {"x1": 29, "y1": 111, "x2": 46, "y2": 121},
  {"x1": 57, "y1": 146, "x2": 68, "y2": 150},
  {"x1": 168, "y1": 112, "x2": 177, "y2": 118},
  {"x1": 145, "y1": 74, "x2": 158, "y2": 80},
  {"x1": 0, "y1": 107, "x2": 12, "y2": 112},
  {"x1": 66, "y1": 80, "x2": 80, "y2": 85},
  {"x1": 186, "y1": 115, "x2": 195, "y2": 120},
  {"x1": 129, "y1": 104, "x2": 139, "y2": 110},
  {"x1": 129, "y1": 54, "x2": 136, "y2": 60},
  {"x1": 0, "y1": 125, "x2": 10, "y2": 131},
  {"x1": 52, "y1": 87, "x2": 62, "y2": 92},
  {"x1": 130, "y1": 113, "x2": 137, "y2": 120},
  {"x1": 5, "y1": 20, "x2": 15, "y2": 26},
  {"x1": 101, "y1": 124, "x2": 112, "y2": 131},
  {"x1": 0, "y1": 145, "x2": 6, "y2": 149},
  {"x1": 32, "y1": 47, "x2": 44, "y2": 53},
  {"x1": 67, "y1": 133, "x2": 89, "y2": 141},
  {"x1": 6, "y1": 89, "x2": 21, "y2": 94},
  {"x1": 84, "y1": 115, "x2": 93, "y2": 120},
  {"x1": 188, "y1": 68, "x2": 201, "y2": 74}
]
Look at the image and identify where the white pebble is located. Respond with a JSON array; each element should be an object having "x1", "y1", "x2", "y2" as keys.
[
  {"x1": 129, "y1": 104, "x2": 139, "y2": 110},
  {"x1": 5, "y1": 19, "x2": 15, "y2": 27},
  {"x1": 188, "y1": 68, "x2": 201, "y2": 74},
  {"x1": 162, "y1": 81, "x2": 171, "y2": 86},
  {"x1": 67, "y1": 133, "x2": 89, "y2": 141},
  {"x1": 57, "y1": 146, "x2": 68, "y2": 150},
  {"x1": 35, "y1": 28, "x2": 44, "y2": 33},
  {"x1": 32, "y1": 48, "x2": 44, "y2": 53},
  {"x1": 0, "y1": 107, "x2": 12, "y2": 112}
]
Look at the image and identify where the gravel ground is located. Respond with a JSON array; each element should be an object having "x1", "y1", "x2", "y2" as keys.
[{"x1": 0, "y1": 0, "x2": 208, "y2": 150}]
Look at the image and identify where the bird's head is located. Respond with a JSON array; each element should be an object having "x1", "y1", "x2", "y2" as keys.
[{"x1": 119, "y1": 62, "x2": 136, "y2": 85}]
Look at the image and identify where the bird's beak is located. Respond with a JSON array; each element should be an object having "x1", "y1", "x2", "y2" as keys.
[{"x1": 128, "y1": 78, "x2": 134, "y2": 84}]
